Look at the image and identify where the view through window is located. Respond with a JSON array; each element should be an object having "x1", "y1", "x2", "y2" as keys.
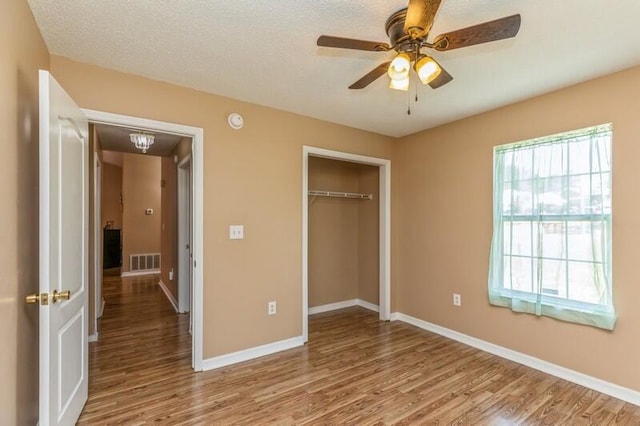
[{"x1": 488, "y1": 124, "x2": 616, "y2": 330}]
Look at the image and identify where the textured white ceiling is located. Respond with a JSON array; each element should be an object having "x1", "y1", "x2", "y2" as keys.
[{"x1": 28, "y1": 0, "x2": 640, "y2": 137}]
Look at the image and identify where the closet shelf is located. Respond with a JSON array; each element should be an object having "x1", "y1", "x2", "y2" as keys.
[{"x1": 308, "y1": 190, "x2": 372, "y2": 200}]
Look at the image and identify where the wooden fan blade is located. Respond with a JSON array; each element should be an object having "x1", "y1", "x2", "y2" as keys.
[
  {"x1": 404, "y1": 0, "x2": 442, "y2": 39},
  {"x1": 317, "y1": 35, "x2": 390, "y2": 52},
  {"x1": 433, "y1": 14, "x2": 521, "y2": 51},
  {"x1": 428, "y1": 59, "x2": 453, "y2": 89},
  {"x1": 349, "y1": 62, "x2": 391, "y2": 89}
]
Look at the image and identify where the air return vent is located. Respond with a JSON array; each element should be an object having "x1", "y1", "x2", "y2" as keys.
[{"x1": 130, "y1": 253, "x2": 160, "y2": 272}]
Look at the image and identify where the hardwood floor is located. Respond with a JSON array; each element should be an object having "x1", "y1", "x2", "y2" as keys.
[{"x1": 79, "y1": 275, "x2": 640, "y2": 425}]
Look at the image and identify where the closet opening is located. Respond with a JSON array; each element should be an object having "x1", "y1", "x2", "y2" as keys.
[{"x1": 302, "y1": 146, "x2": 391, "y2": 342}]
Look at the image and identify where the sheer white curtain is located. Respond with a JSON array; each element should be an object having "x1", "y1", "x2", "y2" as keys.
[{"x1": 488, "y1": 124, "x2": 616, "y2": 330}]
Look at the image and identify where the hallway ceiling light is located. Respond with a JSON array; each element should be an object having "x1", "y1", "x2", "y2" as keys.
[{"x1": 129, "y1": 132, "x2": 155, "y2": 153}]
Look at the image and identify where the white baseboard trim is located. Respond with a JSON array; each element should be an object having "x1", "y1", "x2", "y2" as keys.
[
  {"x1": 88, "y1": 332, "x2": 99, "y2": 343},
  {"x1": 357, "y1": 299, "x2": 380, "y2": 313},
  {"x1": 158, "y1": 279, "x2": 179, "y2": 313},
  {"x1": 202, "y1": 336, "x2": 304, "y2": 371},
  {"x1": 309, "y1": 299, "x2": 379, "y2": 315},
  {"x1": 309, "y1": 299, "x2": 357, "y2": 315},
  {"x1": 121, "y1": 269, "x2": 160, "y2": 278},
  {"x1": 392, "y1": 312, "x2": 640, "y2": 406}
]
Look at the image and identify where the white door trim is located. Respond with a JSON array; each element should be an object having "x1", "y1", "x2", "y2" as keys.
[
  {"x1": 93, "y1": 151, "x2": 102, "y2": 337},
  {"x1": 81, "y1": 109, "x2": 205, "y2": 371},
  {"x1": 302, "y1": 146, "x2": 391, "y2": 342},
  {"x1": 177, "y1": 155, "x2": 191, "y2": 314}
]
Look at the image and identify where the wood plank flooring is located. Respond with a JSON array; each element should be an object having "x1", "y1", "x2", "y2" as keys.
[{"x1": 79, "y1": 275, "x2": 640, "y2": 425}]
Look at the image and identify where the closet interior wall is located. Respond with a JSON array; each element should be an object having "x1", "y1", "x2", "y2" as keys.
[{"x1": 308, "y1": 157, "x2": 379, "y2": 310}]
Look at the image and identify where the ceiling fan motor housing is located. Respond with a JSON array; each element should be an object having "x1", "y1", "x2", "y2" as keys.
[{"x1": 385, "y1": 9, "x2": 413, "y2": 52}]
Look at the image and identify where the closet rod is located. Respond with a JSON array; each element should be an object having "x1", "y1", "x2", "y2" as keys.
[{"x1": 308, "y1": 190, "x2": 372, "y2": 200}]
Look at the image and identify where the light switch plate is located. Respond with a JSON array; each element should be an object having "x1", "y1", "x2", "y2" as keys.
[{"x1": 229, "y1": 225, "x2": 244, "y2": 240}]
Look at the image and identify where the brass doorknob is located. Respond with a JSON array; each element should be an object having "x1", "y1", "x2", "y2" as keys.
[
  {"x1": 25, "y1": 293, "x2": 49, "y2": 305},
  {"x1": 52, "y1": 290, "x2": 71, "y2": 303}
]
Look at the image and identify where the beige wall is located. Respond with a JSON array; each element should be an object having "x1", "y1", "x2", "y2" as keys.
[
  {"x1": 308, "y1": 158, "x2": 379, "y2": 307},
  {"x1": 357, "y1": 164, "x2": 379, "y2": 305},
  {"x1": 0, "y1": 1, "x2": 49, "y2": 424},
  {"x1": 102, "y1": 162, "x2": 123, "y2": 229},
  {"x1": 309, "y1": 158, "x2": 359, "y2": 306},
  {"x1": 160, "y1": 155, "x2": 178, "y2": 298},
  {"x1": 395, "y1": 66, "x2": 640, "y2": 391},
  {"x1": 122, "y1": 153, "x2": 161, "y2": 272},
  {"x1": 160, "y1": 137, "x2": 193, "y2": 300},
  {"x1": 50, "y1": 55, "x2": 394, "y2": 357}
]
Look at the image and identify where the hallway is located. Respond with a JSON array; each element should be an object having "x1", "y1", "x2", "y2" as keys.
[{"x1": 78, "y1": 274, "x2": 191, "y2": 423}]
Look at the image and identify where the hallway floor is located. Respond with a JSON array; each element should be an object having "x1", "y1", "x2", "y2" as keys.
[{"x1": 79, "y1": 275, "x2": 640, "y2": 424}]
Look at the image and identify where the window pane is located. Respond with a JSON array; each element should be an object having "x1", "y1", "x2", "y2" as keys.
[
  {"x1": 536, "y1": 176, "x2": 566, "y2": 214},
  {"x1": 509, "y1": 147, "x2": 533, "y2": 181},
  {"x1": 535, "y1": 222, "x2": 566, "y2": 259},
  {"x1": 568, "y1": 174, "x2": 590, "y2": 215},
  {"x1": 569, "y1": 139, "x2": 591, "y2": 175},
  {"x1": 534, "y1": 142, "x2": 566, "y2": 178},
  {"x1": 539, "y1": 259, "x2": 566, "y2": 298},
  {"x1": 568, "y1": 261, "x2": 606, "y2": 304},
  {"x1": 591, "y1": 172, "x2": 611, "y2": 214},
  {"x1": 509, "y1": 179, "x2": 533, "y2": 215},
  {"x1": 504, "y1": 222, "x2": 531, "y2": 256},
  {"x1": 593, "y1": 136, "x2": 611, "y2": 173},
  {"x1": 504, "y1": 255, "x2": 532, "y2": 293},
  {"x1": 567, "y1": 221, "x2": 604, "y2": 262}
]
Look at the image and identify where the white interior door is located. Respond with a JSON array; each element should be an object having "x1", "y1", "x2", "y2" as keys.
[{"x1": 39, "y1": 70, "x2": 89, "y2": 426}]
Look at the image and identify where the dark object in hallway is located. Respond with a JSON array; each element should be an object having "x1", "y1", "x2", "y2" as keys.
[{"x1": 103, "y1": 228, "x2": 121, "y2": 269}]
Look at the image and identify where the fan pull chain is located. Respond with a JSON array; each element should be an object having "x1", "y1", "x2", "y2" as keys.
[{"x1": 407, "y1": 82, "x2": 411, "y2": 115}]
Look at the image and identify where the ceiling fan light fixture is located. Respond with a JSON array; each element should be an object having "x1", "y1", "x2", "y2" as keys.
[
  {"x1": 129, "y1": 132, "x2": 155, "y2": 154},
  {"x1": 389, "y1": 76, "x2": 409, "y2": 91},
  {"x1": 415, "y1": 55, "x2": 441, "y2": 85},
  {"x1": 387, "y1": 53, "x2": 411, "y2": 80}
]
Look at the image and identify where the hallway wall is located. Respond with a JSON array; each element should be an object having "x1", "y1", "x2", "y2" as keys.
[
  {"x1": 102, "y1": 160, "x2": 123, "y2": 230},
  {"x1": 122, "y1": 153, "x2": 161, "y2": 272},
  {"x1": 160, "y1": 137, "x2": 192, "y2": 303}
]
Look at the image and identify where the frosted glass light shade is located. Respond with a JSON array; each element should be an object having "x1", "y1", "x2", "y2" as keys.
[
  {"x1": 387, "y1": 53, "x2": 411, "y2": 81},
  {"x1": 389, "y1": 76, "x2": 409, "y2": 91},
  {"x1": 415, "y1": 56, "x2": 441, "y2": 85}
]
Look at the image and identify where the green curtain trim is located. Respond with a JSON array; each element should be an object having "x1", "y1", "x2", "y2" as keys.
[
  {"x1": 488, "y1": 292, "x2": 617, "y2": 330},
  {"x1": 495, "y1": 123, "x2": 612, "y2": 153}
]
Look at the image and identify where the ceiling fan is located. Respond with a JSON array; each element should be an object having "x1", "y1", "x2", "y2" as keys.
[{"x1": 317, "y1": 0, "x2": 521, "y2": 91}]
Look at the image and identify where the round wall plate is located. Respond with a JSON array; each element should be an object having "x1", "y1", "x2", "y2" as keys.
[{"x1": 227, "y1": 113, "x2": 244, "y2": 130}]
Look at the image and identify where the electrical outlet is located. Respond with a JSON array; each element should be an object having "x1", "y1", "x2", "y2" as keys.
[
  {"x1": 453, "y1": 293, "x2": 461, "y2": 307},
  {"x1": 229, "y1": 225, "x2": 244, "y2": 240},
  {"x1": 268, "y1": 301, "x2": 277, "y2": 315}
]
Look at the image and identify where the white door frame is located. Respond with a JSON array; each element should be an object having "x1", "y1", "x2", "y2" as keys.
[
  {"x1": 177, "y1": 155, "x2": 191, "y2": 314},
  {"x1": 302, "y1": 146, "x2": 391, "y2": 342},
  {"x1": 82, "y1": 109, "x2": 205, "y2": 371},
  {"x1": 93, "y1": 151, "x2": 102, "y2": 339}
]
